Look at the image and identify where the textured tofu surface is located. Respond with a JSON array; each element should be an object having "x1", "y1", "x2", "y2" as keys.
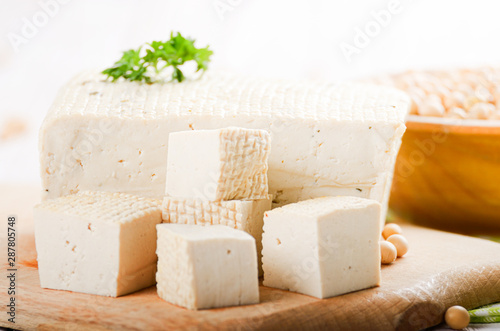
[
  {"x1": 166, "y1": 127, "x2": 270, "y2": 201},
  {"x1": 34, "y1": 191, "x2": 162, "y2": 297},
  {"x1": 36, "y1": 191, "x2": 161, "y2": 223},
  {"x1": 43, "y1": 72, "x2": 409, "y2": 121},
  {"x1": 162, "y1": 196, "x2": 271, "y2": 275},
  {"x1": 39, "y1": 72, "x2": 409, "y2": 211},
  {"x1": 156, "y1": 224, "x2": 259, "y2": 310},
  {"x1": 262, "y1": 196, "x2": 381, "y2": 299}
]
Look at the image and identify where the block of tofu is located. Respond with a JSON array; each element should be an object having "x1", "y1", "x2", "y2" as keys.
[
  {"x1": 39, "y1": 72, "x2": 410, "y2": 223},
  {"x1": 262, "y1": 196, "x2": 381, "y2": 299},
  {"x1": 33, "y1": 191, "x2": 162, "y2": 297},
  {"x1": 166, "y1": 127, "x2": 270, "y2": 201},
  {"x1": 162, "y1": 196, "x2": 272, "y2": 276},
  {"x1": 156, "y1": 224, "x2": 259, "y2": 310}
]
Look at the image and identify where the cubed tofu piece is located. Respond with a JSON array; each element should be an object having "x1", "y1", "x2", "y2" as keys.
[
  {"x1": 156, "y1": 224, "x2": 259, "y2": 310},
  {"x1": 165, "y1": 127, "x2": 271, "y2": 201},
  {"x1": 262, "y1": 196, "x2": 381, "y2": 299},
  {"x1": 34, "y1": 191, "x2": 162, "y2": 297},
  {"x1": 162, "y1": 196, "x2": 272, "y2": 276}
]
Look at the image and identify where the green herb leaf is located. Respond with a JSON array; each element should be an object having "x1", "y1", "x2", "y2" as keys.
[{"x1": 102, "y1": 33, "x2": 213, "y2": 83}]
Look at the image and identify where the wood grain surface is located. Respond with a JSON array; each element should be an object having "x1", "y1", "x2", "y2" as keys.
[
  {"x1": 390, "y1": 120, "x2": 500, "y2": 235},
  {"x1": 1, "y1": 185, "x2": 500, "y2": 330}
]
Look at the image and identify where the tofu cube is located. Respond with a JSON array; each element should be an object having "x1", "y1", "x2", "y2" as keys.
[
  {"x1": 262, "y1": 196, "x2": 381, "y2": 299},
  {"x1": 156, "y1": 224, "x2": 259, "y2": 310},
  {"x1": 34, "y1": 191, "x2": 162, "y2": 297},
  {"x1": 165, "y1": 127, "x2": 271, "y2": 201},
  {"x1": 162, "y1": 196, "x2": 272, "y2": 276}
]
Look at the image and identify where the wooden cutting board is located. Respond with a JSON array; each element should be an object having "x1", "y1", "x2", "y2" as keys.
[{"x1": 1, "y1": 185, "x2": 500, "y2": 330}]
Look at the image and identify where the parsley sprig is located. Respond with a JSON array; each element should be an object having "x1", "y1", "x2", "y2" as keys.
[{"x1": 102, "y1": 32, "x2": 213, "y2": 83}]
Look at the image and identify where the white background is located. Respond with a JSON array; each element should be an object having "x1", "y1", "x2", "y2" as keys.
[{"x1": 1, "y1": 0, "x2": 499, "y2": 184}]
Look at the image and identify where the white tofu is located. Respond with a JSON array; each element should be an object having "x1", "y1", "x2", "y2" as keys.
[
  {"x1": 162, "y1": 196, "x2": 272, "y2": 276},
  {"x1": 262, "y1": 196, "x2": 381, "y2": 299},
  {"x1": 39, "y1": 72, "x2": 410, "y2": 226},
  {"x1": 165, "y1": 127, "x2": 270, "y2": 201},
  {"x1": 156, "y1": 224, "x2": 259, "y2": 310},
  {"x1": 33, "y1": 191, "x2": 162, "y2": 297}
]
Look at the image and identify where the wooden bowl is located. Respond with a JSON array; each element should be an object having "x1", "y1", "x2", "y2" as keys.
[{"x1": 389, "y1": 115, "x2": 500, "y2": 235}]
